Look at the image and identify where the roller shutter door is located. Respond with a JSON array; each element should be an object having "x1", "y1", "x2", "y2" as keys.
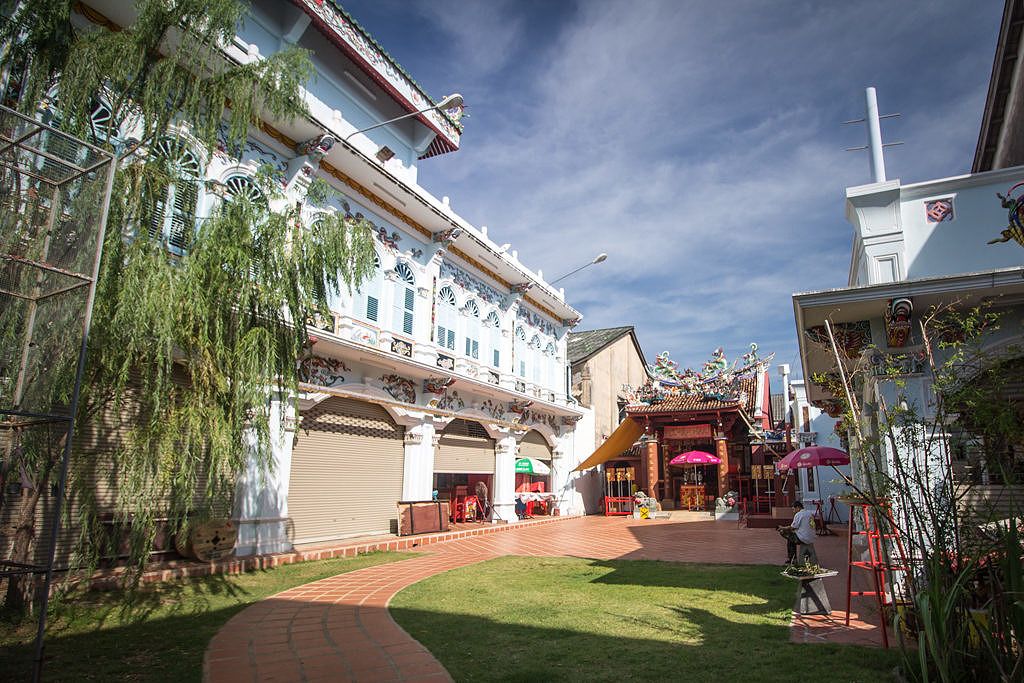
[
  {"x1": 435, "y1": 419, "x2": 495, "y2": 473},
  {"x1": 288, "y1": 397, "x2": 405, "y2": 544},
  {"x1": 519, "y1": 430, "x2": 552, "y2": 460}
]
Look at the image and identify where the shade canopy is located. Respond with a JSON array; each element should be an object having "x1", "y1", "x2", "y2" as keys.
[
  {"x1": 669, "y1": 450, "x2": 722, "y2": 465},
  {"x1": 573, "y1": 417, "x2": 644, "y2": 471},
  {"x1": 515, "y1": 457, "x2": 551, "y2": 475},
  {"x1": 776, "y1": 446, "x2": 850, "y2": 471}
]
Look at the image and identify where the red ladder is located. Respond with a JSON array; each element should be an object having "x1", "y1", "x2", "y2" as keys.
[{"x1": 844, "y1": 502, "x2": 909, "y2": 648}]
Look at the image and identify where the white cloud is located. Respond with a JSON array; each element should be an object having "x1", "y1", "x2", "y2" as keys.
[{"x1": 408, "y1": 0, "x2": 999, "y2": 375}]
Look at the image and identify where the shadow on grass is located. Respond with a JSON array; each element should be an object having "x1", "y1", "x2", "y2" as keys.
[
  {"x1": 4, "y1": 597, "x2": 899, "y2": 683},
  {"x1": 2, "y1": 552, "x2": 413, "y2": 682},
  {"x1": 2, "y1": 602, "x2": 253, "y2": 682},
  {"x1": 390, "y1": 557, "x2": 900, "y2": 683},
  {"x1": 390, "y1": 601, "x2": 897, "y2": 683}
]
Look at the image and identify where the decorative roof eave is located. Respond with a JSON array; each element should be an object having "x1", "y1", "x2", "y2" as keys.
[{"x1": 292, "y1": 0, "x2": 462, "y2": 156}]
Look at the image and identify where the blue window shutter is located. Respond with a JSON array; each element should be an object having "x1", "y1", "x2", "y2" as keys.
[
  {"x1": 447, "y1": 329, "x2": 455, "y2": 349},
  {"x1": 405, "y1": 288, "x2": 414, "y2": 309},
  {"x1": 472, "y1": 340, "x2": 479, "y2": 359},
  {"x1": 493, "y1": 349, "x2": 500, "y2": 366},
  {"x1": 438, "y1": 325, "x2": 446, "y2": 344},
  {"x1": 404, "y1": 311, "x2": 413, "y2": 335},
  {"x1": 465, "y1": 338, "x2": 471, "y2": 356},
  {"x1": 366, "y1": 295, "x2": 379, "y2": 322}
]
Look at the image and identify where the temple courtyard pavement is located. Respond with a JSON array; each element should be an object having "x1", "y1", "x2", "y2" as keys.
[{"x1": 204, "y1": 515, "x2": 882, "y2": 682}]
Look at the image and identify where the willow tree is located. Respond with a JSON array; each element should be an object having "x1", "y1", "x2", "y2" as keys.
[{"x1": 0, "y1": 0, "x2": 376, "y2": 612}]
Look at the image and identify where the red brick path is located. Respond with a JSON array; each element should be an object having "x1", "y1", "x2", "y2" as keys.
[{"x1": 204, "y1": 516, "x2": 881, "y2": 682}]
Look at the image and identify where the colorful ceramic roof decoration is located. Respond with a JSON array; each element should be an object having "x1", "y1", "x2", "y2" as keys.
[
  {"x1": 990, "y1": 181, "x2": 1024, "y2": 246},
  {"x1": 624, "y1": 343, "x2": 772, "y2": 411}
]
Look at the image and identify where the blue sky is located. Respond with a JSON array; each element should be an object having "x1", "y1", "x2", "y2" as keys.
[{"x1": 339, "y1": 0, "x2": 1002, "y2": 383}]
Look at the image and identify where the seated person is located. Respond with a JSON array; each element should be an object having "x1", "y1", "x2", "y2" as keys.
[
  {"x1": 514, "y1": 497, "x2": 527, "y2": 519},
  {"x1": 778, "y1": 501, "x2": 818, "y2": 565}
]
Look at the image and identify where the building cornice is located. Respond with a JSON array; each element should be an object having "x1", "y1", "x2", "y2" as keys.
[
  {"x1": 290, "y1": 0, "x2": 462, "y2": 156},
  {"x1": 794, "y1": 266, "x2": 1024, "y2": 310}
]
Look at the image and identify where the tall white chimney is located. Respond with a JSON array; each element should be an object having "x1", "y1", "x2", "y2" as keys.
[{"x1": 865, "y1": 87, "x2": 886, "y2": 183}]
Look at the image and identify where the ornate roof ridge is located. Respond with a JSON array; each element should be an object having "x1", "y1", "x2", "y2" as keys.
[{"x1": 325, "y1": 1, "x2": 463, "y2": 132}]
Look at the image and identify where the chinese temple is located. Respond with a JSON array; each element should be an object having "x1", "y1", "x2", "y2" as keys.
[{"x1": 576, "y1": 345, "x2": 794, "y2": 519}]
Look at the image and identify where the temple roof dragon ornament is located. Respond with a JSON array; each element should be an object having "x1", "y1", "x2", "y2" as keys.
[{"x1": 624, "y1": 343, "x2": 774, "y2": 406}]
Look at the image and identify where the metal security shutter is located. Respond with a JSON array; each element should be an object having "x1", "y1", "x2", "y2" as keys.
[
  {"x1": 519, "y1": 430, "x2": 553, "y2": 460},
  {"x1": 288, "y1": 397, "x2": 405, "y2": 544},
  {"x1": 435, "y1": 419, "x2": 495, "y2": 473}
]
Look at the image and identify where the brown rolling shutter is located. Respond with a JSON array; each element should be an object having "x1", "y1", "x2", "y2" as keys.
[
  {"x1": 0, "y1": 367, "x2": 223, "y2": 569},
  {"x1": 518, "y1": 430, "x2": 552, "y2": 460},
  {"x1": 435, "y1": 419, "x2": 495, "y2": 473},
  {"x1": 288, "y1": 397, "x2": 405, "y2": 544}
]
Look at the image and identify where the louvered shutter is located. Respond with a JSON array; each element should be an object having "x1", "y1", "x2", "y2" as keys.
[
  {"x1": 366, "y1": 295, "x2": 379, "y2": 322},
  {"x1": 167, "y1": 180, "x2": 198, "y2": 252},
  {"x1": 404, "y1": 288, "x2": 415, "y2": 334}
]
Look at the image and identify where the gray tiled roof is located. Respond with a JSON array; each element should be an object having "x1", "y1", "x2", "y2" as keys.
[{"x1": 567, "y1": 326, "x2": 636, "y2": 365}]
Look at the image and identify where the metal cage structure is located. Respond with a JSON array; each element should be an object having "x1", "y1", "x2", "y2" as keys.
[{"x1": 0, "y1": 104, "x2": 115, "y2": 680}]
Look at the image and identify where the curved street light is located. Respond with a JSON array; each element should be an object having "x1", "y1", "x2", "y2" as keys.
[
  {"x1": 550, "y1": 253, "x2": 608, "y2": 284},
  {"x1": 343, "y1": 93, "x2": 464, "y2": 141}
]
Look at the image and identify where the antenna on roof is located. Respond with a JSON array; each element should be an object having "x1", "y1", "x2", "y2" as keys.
[{"x1": 843, "y1": 87, "x2": 903, "y2": 182}]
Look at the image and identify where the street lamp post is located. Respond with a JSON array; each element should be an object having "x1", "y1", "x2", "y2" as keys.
[
  {"x1": 550, "y1": 253, "x2": 608, "y2": 284},
  {"x1": 343, "y1": 93, "x2": 464, "y2": 142}
]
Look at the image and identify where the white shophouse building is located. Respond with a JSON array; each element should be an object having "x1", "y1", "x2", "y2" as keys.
[{"x1": 73, "y1": 0, "x2": 593, "y2": 556}]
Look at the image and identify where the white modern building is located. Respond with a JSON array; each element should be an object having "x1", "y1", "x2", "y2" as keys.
[
  {"x1": 59, "y1": 0, "x2": 594, "y2": 558},
  {"x1": 793, "y1": 71, "x2": 1024, "y2": 522}
]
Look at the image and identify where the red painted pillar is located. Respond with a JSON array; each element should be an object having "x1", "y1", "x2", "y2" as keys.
[
  {"x1": 645, "y1": 439, "x2": 659, "y2": 497},
  {"x1": 715, "y1": 437, "x2": 729, "y2": 496}
]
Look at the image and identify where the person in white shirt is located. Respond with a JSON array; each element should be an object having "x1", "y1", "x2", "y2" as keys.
[{"x1": 780, "y1": 501, "x2": 818, "y2": 565}]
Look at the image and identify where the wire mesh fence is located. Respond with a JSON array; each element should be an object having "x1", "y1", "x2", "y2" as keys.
[{"x1": 0, "y1": 103, "x2": 115, "y2": 678}]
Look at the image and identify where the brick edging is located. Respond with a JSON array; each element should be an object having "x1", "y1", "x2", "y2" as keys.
[{"x1": 89, "y1": 513, "x2": 582, "y2": 590}]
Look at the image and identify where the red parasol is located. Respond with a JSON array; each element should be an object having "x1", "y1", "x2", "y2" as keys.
[{"x1": 669, "y1": 451, "x2": 722, "y2": 465}]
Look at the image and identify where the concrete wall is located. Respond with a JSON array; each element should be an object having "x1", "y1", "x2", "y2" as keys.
[
  {"x1": 847, "y1": 166, "x2": 1024, "y2": 288},
  {"x1": 575, "y1": 334, "x2": 649, "y2": 442},
  {"x1": 790, "y1": 380, "x2": 851, "y2": 522}
]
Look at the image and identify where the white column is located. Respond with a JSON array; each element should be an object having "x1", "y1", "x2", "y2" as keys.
[
  {"x1": 550, "y1": 444, "x2": 570, "y2": 515},
  {"x1": 234, "y1": 395, "x2": 295, "y2": 556},
  {"x1": 493, "y1": 432, "x2": 518, "y2": 522},
  {"x1": 402, "y1": 420, "x2": 436, "y2": 501}
]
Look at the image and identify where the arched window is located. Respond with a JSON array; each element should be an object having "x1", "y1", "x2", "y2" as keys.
[
  {"x1": 463, "y1": 299, "x2": 480, "y2": 359},
  {"x1": 514, "y1": 326, "x2": 527, "y2": 378},
  {"x1": 392, "y1": 261, "x2": 416, "y2": 335},
  {"x1": 353, "y1": 252, "x2": 383, "y2": 323},
  {"x1": 150, "y1": 137, "x2": 203, "y2": 254},
  {"x1": 88, "y1": 99, "x2": 115, "y2": 140},
  {"x1": 436, "y1": 285, "x2": 458, "y2": 351},
  {"x1": 484, "y1": 311, "x2": 501, "y2": 368},
  {"x1": 223, "y1": 174, "x2": 264, "y2": 205}
]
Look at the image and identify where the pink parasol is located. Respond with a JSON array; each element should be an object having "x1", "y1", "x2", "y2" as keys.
[
  {"x1": 669, "y1": 451, "x2": 722, "y2": 465},
  {"x1": 776, "y1": 446, "x2": 849, "y2": 472}
]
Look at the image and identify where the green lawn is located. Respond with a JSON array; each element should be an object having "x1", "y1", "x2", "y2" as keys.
[
  {"x1": 390, "y1": 556, "x2": 899, "y2": 683},
  {"x1": 1, "y1": 551, "x2": 412, "y2": 682}
]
